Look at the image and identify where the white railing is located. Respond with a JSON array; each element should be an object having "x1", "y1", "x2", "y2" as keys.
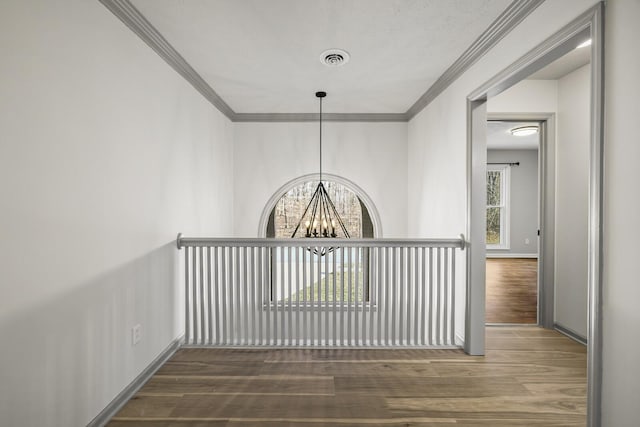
[{"x1": 177, "y1": 235, "x2": 465, "y2": 347}]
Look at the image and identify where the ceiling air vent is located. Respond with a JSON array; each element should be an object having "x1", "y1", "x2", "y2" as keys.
[{"x1": 320, "y1": 49, "x2": 350, "y2": 67}]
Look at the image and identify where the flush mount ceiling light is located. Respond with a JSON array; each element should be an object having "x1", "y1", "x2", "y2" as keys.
[
  {"x1": 319, "y1": 49, "x2": 350, "y2": 67},
  {"x1": 510, "y1": 126, "x2": 539, "y2": 136},
  {"x1": 576, "y1": 39, "x2": 592, "y2": 49}
]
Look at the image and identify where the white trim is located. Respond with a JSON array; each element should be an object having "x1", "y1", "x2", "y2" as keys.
[
  {"x1": 486, "y1": 253, "x2": 537, "y2": 258},
  {"x1": 467, "y1": 5, "x2": 605, "y2": 426},
  {"x1": 406, "y1": 0, "x2": 545, "y2": 119},
  {"x1": 100, "y1": 0, "x2": 544, "y2": 122},
  {"x1": 257, "y1": 173, "x2": 383, "y2": 238},
  {"x1": 234, "y1": 112, "x2": 407, "y2": 122},
  {"x1": 99, "y1": 0, "x2": 235, "y2": 120}
]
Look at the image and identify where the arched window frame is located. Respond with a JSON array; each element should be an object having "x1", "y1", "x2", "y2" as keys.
[
  {"x1": 258, "y1": 173, "x2": 382, "y2": 238},
  {"x1": 259, "y1": 174, "x2": 382, "y2": 306}
]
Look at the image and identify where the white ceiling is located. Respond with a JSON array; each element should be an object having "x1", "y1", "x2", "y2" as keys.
[
  {"x1": 528, "y1": 42, "x2": 591, "y2": 80},
  {"x1": 487, "y1": 121, "x2": 539, "y2": 150},
  {"x1": 130, "y1": 0, "x2": 512, "y2": 114}
]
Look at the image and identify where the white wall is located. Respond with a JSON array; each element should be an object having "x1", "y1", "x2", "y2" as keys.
[
  {"x1": 408, "y1": 0, "x2": 597, "y2": 232},
  {"x1": 602, "y1": 0, "x2": 640, "y2": 424},
  {"x1": 555, "y1": 64, "x2": 590, "y2": 338},
  {"x1": 0, "y1": 1, "x2": 233, "y2": 426},
  {"x1": 233, "y1": 122, "x2": 408, "y2": 238},
  {"x1": 486, "y1": 149, "x2": 539, "y2": 256},
  {"x1": 407, "y1": 0, "x2": 598, "y2": 348},
  {"x1": 487, "y1": 67, "x2": 591, "y2": 338},
  {"x1": 488, "y1": 79, "x2": 558, "y2": 113}
]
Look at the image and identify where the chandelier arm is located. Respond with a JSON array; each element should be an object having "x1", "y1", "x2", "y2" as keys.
[
  {"x1": 319, "y1": 189, "x2": 332, "y2": 237},
  {"x1": 323, "y1": 188, "x2": 351, "y2": 238},
  {"x1": 291, "y1": 183, "x2": 322, "y2": 237},
  {"x1": 308, "y1": 185, "x2": 322, "y2": 237}
]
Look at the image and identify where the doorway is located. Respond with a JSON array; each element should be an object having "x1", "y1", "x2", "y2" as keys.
[
  {"x1": 465, "y1": 5, "x2": 603, "y2": 426},
  {"x1": 485, "y1": 120, "x2": 540, "y2": 324}
]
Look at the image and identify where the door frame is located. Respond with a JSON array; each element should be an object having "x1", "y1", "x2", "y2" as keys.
[
  {"x1": 465, "y1": 4, "x2": 604, "y2": 426},
  {"x1": 486, "y1": 113, "x2": 555, "y2": 329}
]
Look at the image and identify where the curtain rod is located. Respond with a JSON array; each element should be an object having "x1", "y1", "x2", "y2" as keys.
[{"x1": 487, "y1": 162, "x2": 520, "y2": 166}]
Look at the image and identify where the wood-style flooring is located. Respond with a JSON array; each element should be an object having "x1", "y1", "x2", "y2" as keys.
[
  {"x1": 486, "y1": 258, "x2": 538, "y2": 324},
  {"x1": 108, "y1": 327, "x2": 587, "y2": 426}
]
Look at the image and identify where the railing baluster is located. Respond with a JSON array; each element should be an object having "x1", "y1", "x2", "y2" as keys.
[
  {"x1": 392, "y1": 247, "x2": 398, "y2": 346},
  {"x1": 310, "y1": 247, "x2": 314, "y2": 346},
  {"x1": 369, "y1": 246, "x2": 374, "y2": 346},
  {"x1": 199, "y1": 247, "x2": 205, "y2": 345},
  {"x1": 265, "y1": 247, "x2": 271, "y2": 345},
  {"x1": 384, "y1": 247, "x2": 390, "y2": 346},
  {"x1": 207, "y1": 247, "x2": 212, "y2": 345},
  {"x1": 273, "y1": 247, "x2": 278, "y2": 346},
  {"x1": 179, "y1": 237, "x2": 464, "y2": 349},
  {"x1": 377, "y1": 247, "x2": 382, "y2": 346},
  {"x1": 348, "y1": 246, "x2": 352, "y2": 345},
  {"x1": 332, "y1": 247, "x2": 337, "y2": 346},
  {"x1": 324, "y1": 246, "x2": 329, "y2": 346},
  {"x1": 295, "y1": 246, "x2": 299, "y2": 346},
  {"x1": 213, "y1": 247, "x2": 219, "y2": 345},
  {"x1": 303, "y1": 247, "x2": 308, "y2": 346},
  {"x1": 451, "y1": 248, "x2": 456, "y2": 346},
  {"x1": 233, "y1": 246, "x2": 239, "y2": 345},
  {"x1": 257, "y1": 247, "x2": 262, "y2": 346},
  {"x1": 236, "y1": 247, "x2": 241, "y2": 345},
  {"x1": 192, "y1": 246, "x2": 198, "y2": 344},
  {"x1": 399, "y1": 246, "x2": 404, "y2": 346},
  {"x1": 413, "y1": 247, "x2": 420, "y2": 345},
  {"x1": 288, "y1": 246, "x2": 292, "y2": 346},
  {"x1": 358, "y1": 247, "x2": 364, "y2": 346},
  {"x1": 436, "y1": 247, "x2": 442, "y2": 346},
  {"x1": 443, "y1": 247, "x2": 449, "y2": 346},
  {"x1": 406, "y1": 247, "x2": 412, "y2": 346},
  {"x1": 354, "y1": 247, "x2": 360, "y2": 346},
  {"x1": 220, "y1": 247, "x2": 227, "y2": 345},
  {"x1": 184, "y1": 247, "x2": 190, "y2": 344},
  {"x1": 340, "y1": 247, "x2": 345, "y2": 347},
  {"x1": 243, "y1": 247, "x2": 248, "y2": 345},
  {"x1": 249, "y1": 247, "x2": 254, "y2": 346},
  {"x1": 280, "y1": 246, "x2": 285, "y2": 345}
]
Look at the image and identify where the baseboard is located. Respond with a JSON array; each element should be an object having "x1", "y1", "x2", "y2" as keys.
[
  {"x1": 486, "y1": 322, "x2": 539, "y2": 326},
  {"x1": 486, "y1": 253, "x2": 538, "y2": 259},
  {"x1": 87, "y1": 336, "x2": 182, "y2": 427},
  {"x1": 554, "y1": 323, "x2": 587, "y2": 345}
]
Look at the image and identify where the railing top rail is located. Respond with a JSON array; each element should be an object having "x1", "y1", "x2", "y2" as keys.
[{"x1": 176, "y1": 234, "x2": 466, "y2": 250}]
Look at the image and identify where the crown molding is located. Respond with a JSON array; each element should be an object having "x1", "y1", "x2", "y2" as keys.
[
  {"x1": 405, "y1": 0, "x2": 545, "y2": 121},
  {"x1": 99, "y1": 0, "x2": 236, "y2": 121},
  {"x1": 234, "y1": 113, "x2": 408, "y2": 123},
  {"x1": 100, "y1": 0, "x2": 542, "y2": 123}
]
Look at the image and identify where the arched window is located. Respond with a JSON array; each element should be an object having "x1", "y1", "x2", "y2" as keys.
[
  {"x1": 266, "y1": 180, "x2": 374, "y2": 238},
  {"x1": 264, "y1": 178, "x2": 377, "y2": 306}
]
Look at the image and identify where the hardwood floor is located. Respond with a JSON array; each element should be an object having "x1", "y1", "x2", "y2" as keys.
[
  {"x1": 486, "y1": 258, "x2": 538, "y2": 324},
  {"x1": 108, "y1": 327, "x2": 587, "y2": 426}
]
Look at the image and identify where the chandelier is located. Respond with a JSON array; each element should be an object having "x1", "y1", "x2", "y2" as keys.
[{"x1": 291, "y1": 92, "x2": 350, "y2": 239}]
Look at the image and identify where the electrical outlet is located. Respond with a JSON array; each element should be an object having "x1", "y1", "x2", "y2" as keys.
[
  {"x1": 132, "y1": 324, "x2": 142, "y2": 346},
  {"x1": 525, "y1": 238, "x2": 530, "y2": 245}
]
